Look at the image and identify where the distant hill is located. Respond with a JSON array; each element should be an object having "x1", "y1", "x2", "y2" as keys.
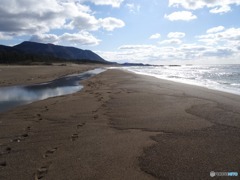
[{"x1": 0, "y1": 41, "x2": 109, "y2": 64}]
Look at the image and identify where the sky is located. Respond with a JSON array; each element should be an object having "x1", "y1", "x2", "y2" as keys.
[{"x1": 0, "y1": 0, "x2": 240, "y2": 65}]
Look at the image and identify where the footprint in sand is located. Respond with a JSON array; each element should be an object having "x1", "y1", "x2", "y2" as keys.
[
  {"x1": 92, "y1": 110, "x2": 98, "y2": 113},
  {"x1": 93, "y1": 115, "x2": 98, "y2": 119},
  {"x1": 98, "y1": 97, "x2": 104, "y2": 102},
  {"x1": 5, "y1": 147, "x2": 11, "y2": 153},
  {"x1": 45, "y1": 106, "x2": 49, "y2": 111},
  {"x1": 71, "y1": 134, "x2": 79, "y2": 141},
  {"x1": 37, "y1": 114, "x2": 43, "y2": 121},
  {"x1": 11, "y1": 133, "x2": 29, "y2": 142},
  {"x1": 95, "y1": 93, "x2": 101, "y2": 97},
  {"x1": 0, "y1": 161, "x2": 7, "y2": 167},
  {"x1": 77, "y1": 123, "x2": 85, "y2": 129},
  {"x1": 34, "y1": 164, "x2": 50, "y2": 180},
  {"x1": 0, "y1": 147, "x2": 11, "y2": 167},
  {"x1": 0, "y1": 147, "x2": 11, "y2": 155},
  {"x1": 43, "y1": 147, "x2": 58, "y2": 158},
  {"x1": 101, "y1": 104, "x2": 107, "y2": 108},
  {"x1": 25, "y1": 126, "x2": 31, "y2": 131},
  {"x1": 21, "y1": 133, "x2": 28, "y2": 138}
]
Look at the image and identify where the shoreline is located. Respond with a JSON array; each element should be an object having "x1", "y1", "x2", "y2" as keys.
[
  {"x1": 1, "y1": 64, "x2": 239, "y2": 97},
  {"x1": 0, "y1": 67, "x2": 240, "y2": 179},
  {"x1": 120, "y1": 67, "x2": 240, "y2": 96}
]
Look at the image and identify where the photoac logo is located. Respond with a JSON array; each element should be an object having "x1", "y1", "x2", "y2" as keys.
[{"x1": 210, "y1": 171, "x2": 238, "y2": 177}]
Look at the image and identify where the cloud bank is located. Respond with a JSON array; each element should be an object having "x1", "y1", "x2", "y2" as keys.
[
  {"x1": 168, "y1": 0, "x2": 240, "y2": 14},
  {"x1": 98, "y1": 27, "x2": 240, "y2": 64},
  {"x1": 0, "y1": 0, "x2": 125, "y2": 45}
]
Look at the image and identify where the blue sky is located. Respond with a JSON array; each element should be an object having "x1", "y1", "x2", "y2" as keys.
[{"x1": 0, "y1": 0, "x2": 240, "y2": 64}]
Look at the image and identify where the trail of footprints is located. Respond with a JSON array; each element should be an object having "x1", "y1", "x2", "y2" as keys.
[
  {"x1": 34, "y1": 104, "x2": 87, "y2": 178},
  {"x1": 0, "y1": 105, "x2": 51, "y2": 178},
  {"x1": 87, "y1": 79, "x2": 112, "y2": 122},
  {"x1": 1, "y1": 80, "x2": 109, "y2": 177},
  {"x1": 36, "y1": 106, "x2": 49, "y2": 122},
  {"x1": 34, "y1": 81, "x2": 108, "y2": 178},
  {"x1": 0, "y1": 124, "x2": 31, "y2": 169},
  {"x1": 71, "y1": 122, "x2": 86, "y2": 141},
  {"x1": 34, "y1": 147, "x2": 58, "y2": 179},
  {"x1": 34, "y1": 106, "x2": 59, "y2": 179},
  {"x1": 34, "y1": 146, "x2": 58, "y2": 179}
]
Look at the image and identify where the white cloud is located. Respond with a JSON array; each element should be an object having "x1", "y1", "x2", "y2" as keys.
[
  {"x1": 164, "y1": 11, "x2": 197, "y2": 21},
  {"x1": 169, "y1": 0, "x2": 205, "y2": 10},
  {"x1": 126, "y1": 3, "x2": 141, "y2": 14},
  {"x1": 99, "y1": 44, "x2": 186, "y2": 64},
  {"x1": 67, "y1": 15, "x2": 125, "y2": 32},
  {"x1": 119, "y1": 45, "x2": 156, "y2": 50},
  {"x1": 168, "y1": 0, "x2": 240, "y2": 14},
  {"x1": 80, "y1": 0, "x2": 124, "y2": 8},
  {"x1": 99, "y1": 26, "x2": 240, "y2": 64},
  {"x1": 0, "y1": 0, "x2": 125, "y2": 44},
  {"x1": 159, "y1": 39, "x2": 182, "y2": 45},
  {"x1": 0, "y1": 32, "x2": 12, "y2": 40},
  {"x1": 67, "y1": 12, "x2": 100, "y2": 31},
  {"x1": 198, "y1": 28, "x2": 240, "y2": 44},
  {"x1": 98, "y1": 39, "x2": 240, "y2": 64},
  {"x1": 99, "y1": 17, "x2": 125, "y2": 31},
  {"x1": 203, "y1": 48, "x2": 234, "y2": 57},
  {"x1": 149, "y1": 33, "x2": 161, "y2": 39},
  {"x1": 60, "y1": 31, "x2": 101, "y2": 45},
  {"x1": 168, "y1": 32, "x2": 186, "y2": 39},
  {"x1": 0, "y1": 0, "x2": 65, "y2": 34},
  {"x1": 30, "y1": 34, "x2": 59, "y2": 44},
  {"x1": 180, "y1": 44, "x2": 207, "y2": 52},
  {"x1": 198, "y1": 38, "x2": 218, "y2": 45},
  {"x1": 99, "y1": 45, "x2": 161, "y2": 63},
  {"x1": 97, "y1": 27, "x2": 240, "y2": 65},
  {"x1": 30, "y1": 31, "x2": 101, "y2": 46},
  {"x1": 209, "y1": 5, "x2": 231, "y2": 14},
  {"x1": 196, "y1": 28, "x2": 240, "y2": 59},
  {"x1": 206, "y1": 26, "x2": 225, "y2": 34}
]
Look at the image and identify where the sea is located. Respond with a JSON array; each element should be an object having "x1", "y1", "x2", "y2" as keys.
[{"x1": 120, "y1": 64, "x2": 240, "y2": 95}]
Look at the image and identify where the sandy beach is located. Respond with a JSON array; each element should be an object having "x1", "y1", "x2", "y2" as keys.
[
  {"x1": 0, "y1": 64, "x2": 102, "y2": 87},
  {"x1": 0, "y1": 66, "x2": 240, "y2": 179}
]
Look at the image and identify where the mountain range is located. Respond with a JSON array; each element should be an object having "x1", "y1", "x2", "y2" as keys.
[{"x1": 0, "y1": 41, "x2": 109, "y2": 64}]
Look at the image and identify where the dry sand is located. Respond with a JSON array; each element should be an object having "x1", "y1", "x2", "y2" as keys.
[
  {"x1": 0, "y1": 64, "x2": 101, "y2": 87},
  {"x1": 0, "y1": 67, "x2": 240, "y2": 179}
]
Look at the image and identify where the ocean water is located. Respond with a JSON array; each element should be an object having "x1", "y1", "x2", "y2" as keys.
[{"x1": 121, "y1": 64, "x2": 240, "y2": 95}]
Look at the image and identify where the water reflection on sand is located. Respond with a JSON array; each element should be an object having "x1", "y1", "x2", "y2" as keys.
[{"x1": 0, "y1": 68, "x2": 105, "y2": 112}]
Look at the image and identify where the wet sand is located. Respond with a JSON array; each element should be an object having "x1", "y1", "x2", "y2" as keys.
[{"x1": 0, "y1": 67, "x2": 240, "y2": 179}]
